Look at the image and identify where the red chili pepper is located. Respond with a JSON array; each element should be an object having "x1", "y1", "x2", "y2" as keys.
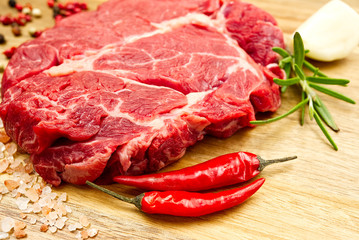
[
  {"x1": 114, "y1": 152, "x2": 296, "y2": 191},
  {"x1": 86, "y1": 178, "x2": 265, "y2": 217}
]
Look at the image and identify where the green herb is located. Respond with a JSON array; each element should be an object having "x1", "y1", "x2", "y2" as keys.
[{"x1": 250, "y1": 32, "x2": 355, "y2": 150}]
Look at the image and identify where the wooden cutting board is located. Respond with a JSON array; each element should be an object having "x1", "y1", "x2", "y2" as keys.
[{"x1": 1, "y1": 0, "x2": 358, "y2": 239}]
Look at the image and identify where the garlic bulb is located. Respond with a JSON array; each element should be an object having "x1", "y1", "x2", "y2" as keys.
[{"x1": 295, "y1": 0, "x2": 359, "y2": 62}]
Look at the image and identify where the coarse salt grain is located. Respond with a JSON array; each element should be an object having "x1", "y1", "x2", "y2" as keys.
[
  {"x1": 58, "y1": 192, "x2": 67, "y2": 202},
  {"x1": 79, "y1": 215, "x2": 90, "y2": 227},
  {"x1": 32, "y1": 203, "x2": 42, "y2": 213},
  {"x1": 42, "y1": 206, "x2": 51, "y2": 216},
  {"x1": 0, "y1": 160, "x2": 9, "y2": 173},
  {"x1": 65, "y1": 205, "x2": 72, "y2": 213},
  {"x1": 14, "y1": 229, "x2": 27, "y2": 239},
  {"x1": 0, "y1": 232, "x2": 9, "y2": 239},
  {"x1": 25, "y1": 188, "x2": 39, "y2": 202},
  {"x1": 14, "y1": 221, "x2": 26, "y2": 231},
  {"x1": 76, "y1": 232, "x2": 82, "y2": 239},
  {"x1": 46, "y1": 212, "x2": 58, "y2": 221},
  {"x1": 81, "y1": 230, "x2": 89, "y2": 239},
  {"x1": 38, "y1": 195, "x2": 51, "y2": 207},
  {"x1": 49, "y1": 226, "x2": 57, "y2": 233},
  {"x1": 1, "y1": 217, "x2": 15, "y2": 233},
  {"x1": 29, "y1": 217, "x2": 36, "y2": 225},
  {"x1": 88, "y1": 228, "x2": 98, "y2": 238},
  {"x1": 40, "y1": 224, "x2": 48, "y2": 232},
  {"x1": 15, "y1": 197, "x2": 30, "y2": 211},
  {"x1": 5, "y1": 142, "x2": 17, "y2": 156},
  {"x1": 68, "y1": 224, "x2": 77, "y2": 232},
  {"x1": 0, "y1": 143, "x2": 5, "y2": 152},
  {"x1": 55, "y1": 218, "x2": 65, "y2": 229},
  {"x1": 41, "y1": 186, "x2": 52, "y2": 196},
  {"x1": 4, "y1": 179, "x2": 20, "y2": 191},
  {"x1": 74, "y1": 222, "x2": 83, "y2": 230}
]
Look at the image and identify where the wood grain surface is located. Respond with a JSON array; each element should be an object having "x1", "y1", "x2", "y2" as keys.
[{"x1": 1, "y1": 0, "x2": 358, "y2": 239}]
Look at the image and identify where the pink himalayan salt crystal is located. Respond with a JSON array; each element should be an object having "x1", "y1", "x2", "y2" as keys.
[
  {"x1": 25, "y1": 188, "x2": 39, "y2": 202},
  {"x1": 79, "y1": 214, "x2": 90, "y2": 227},
  {"x1": 40, "y1": 224, "x2": 48, "y2": 232},
  {"x1": 5, "y1": 142, "x2": 17, "y2": 155},
  {"x1": 4, "y1": 179, "x2": 20, "y2": 191},
  {"x1": 14, "y1": 220, "x2": 26, "y2": 231},
  {"x1": 0, "y1": 160, "x2": 9, "y2": 173},
  {"x1": 81, "y1": 230, "x2": 89, "y2": 239}
]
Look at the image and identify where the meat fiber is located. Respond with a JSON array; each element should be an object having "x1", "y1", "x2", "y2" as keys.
[{"x1": 0, "y1": 0, "x2": 284, "y2": 186}]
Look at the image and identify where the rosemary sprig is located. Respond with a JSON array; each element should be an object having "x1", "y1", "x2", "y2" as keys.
[{"x1": 251, "y1": 32, "x2": 356, "y2": 150}]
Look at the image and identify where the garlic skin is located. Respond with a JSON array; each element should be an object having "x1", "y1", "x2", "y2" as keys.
[{"x1": 295, "y1": 0, "x2": 359, "y2": 62}]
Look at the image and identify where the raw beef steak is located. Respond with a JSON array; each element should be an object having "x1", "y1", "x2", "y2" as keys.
[{"x1": 0, "y1": 0, "x2": 285, "y2": 186}]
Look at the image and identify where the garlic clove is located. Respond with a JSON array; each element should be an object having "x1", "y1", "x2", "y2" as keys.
[{"x1": 295, "y1": 0, "x2": 359, "y2": 62}]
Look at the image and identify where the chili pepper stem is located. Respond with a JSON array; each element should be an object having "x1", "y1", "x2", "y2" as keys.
[
  {"x1": 257, "y1": 156, "x2": 297, "y2": 171},
  {"x1": 86, "y1": 181, "x2": 144, "y2": 210}
]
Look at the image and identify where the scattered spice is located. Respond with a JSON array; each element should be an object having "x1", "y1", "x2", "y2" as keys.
[
  {"x1": 32, "y1": 8, "x2": 42, "y2": 18},
  {"x1": 0, "y1": 34, "x2": 5, "y2": 44},
  {"x1": 3, "y1": 46, "x2": 17, "y2": 59},
  {"x1": 21, "y1": 7, "x2": 31, "y2": 15},
  {"x1": 15, "y1": 3, "x2": 23, "y2": 12},
  {"x1": 8, "y1": 0, "x2": 17, "y2": 8},
  {"x1": 0, "y1": 119, "x2": 99, "y2": 238},
  {"x1": 11, "y1": 22, "x2": 22, "y2": 36},
  {"x1": 0, "y1": 15, "x2": 14, "y2": 26}
]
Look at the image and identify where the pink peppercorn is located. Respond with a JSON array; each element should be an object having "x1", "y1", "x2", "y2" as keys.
[
  {"x1": 3, "y1": 47, "x2": 17, "y2": 59},
  {"x1": 25, "y1": 14, "x2": 32, "y2": 22},
  {"x1": 1, "y1": 15, "x2": 14, "y2": 25},
  {"x1": 15, "y1": 3, "x2": 23, "y2": 12},
  {"x1": 47, "y1": 0, "x2": 55, "y2": 8}
]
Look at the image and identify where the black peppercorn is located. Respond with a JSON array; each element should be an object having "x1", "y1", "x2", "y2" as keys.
[
  {"x1": 9, "y1": 0, "x2": 17, "y2": 8},
  {"x1": 0, "y1": 34, "x2": 5, "y2": 44},
  {"x1": 53, "y1": 5, "x2": 60, "y2": 18}
]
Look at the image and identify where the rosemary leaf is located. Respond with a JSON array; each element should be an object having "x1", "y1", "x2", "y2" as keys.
[
  {"x1": 314, "y1": 97, "x2": 339, "y2": 132},
  {"x1": 309, "y1": 83, "x2": 356, "y2": 104},
  {"x1": 274, "y1": 77, "x2": 300, "y2": 86},
  {"x1": 300, "y1": 91, "x2": 306, "y2": 126},
  {"x1": 284, "y1": 63, "x2": 291, "y2": 78},
  {"x1": 313, "y1": 111, "x2": 338, "y2": 151},
  {"x1": 279, "y1": 56, "x2": 292, "y2": 68},
  {"x1": 272, "y1": 47, "x2": 290, "y2": 58},
  {"x1": 294, "y1": 64, "x2": 306, "y2": 80},
  {"x1": 250, "y1": 98, "x2": 309, "y2": 125},
  {"x1": 293, "y1": 32, "x2": 305, "y2": 68},
  {"x1": 308, "y1": 99, "x2": 314, "y2": 120},
  {"x1": 281, "y1": 85, "x2": 288, "y2": 93},
  {"x1": 306, "y1": 76, "x2": 349, "y2": 86},
  {"x1": 303, "y1": 60, "x2": 327, "y2": 77}
]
